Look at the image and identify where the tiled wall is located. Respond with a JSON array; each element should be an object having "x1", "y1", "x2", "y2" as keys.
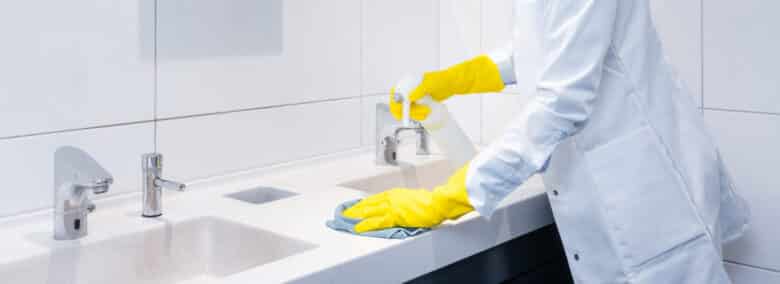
[
  {"x1": 703, "y1": 0, "x2": 780, "y2": 281},
  {"x1": 0, "y1": 0, "x2": 520, "y2": 218},
  {"x1": 0, "y1": 0, "x2": 156, "y2": 217},
  {"x1": 0, "y1": 0, "x2": 477, "y2": 217}
]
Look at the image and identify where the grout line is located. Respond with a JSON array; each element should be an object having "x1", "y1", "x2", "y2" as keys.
[
  {"x1": 359, "y1": 96, "x2": 365, "y2": 146},
  {"x1": 0, "y1": 96, "x2": 366, "y2": 141},
  {"x1": 363, "y1": 93, "x2": 389, "y2": 98},
  {"x1": 0, "y1": 120, "x2": 156, "y2": 141},
  {"x1": 359, "y1": 0, "x2": 364, "y2": 146},
  {"x1": 700, "y1": 0, "x2": 704, "y2": 109},
  {"x1": 156, "y1": 95, "x2": 364, "y2": 122},
  {"x1": 478, "y1": 0, "x2": 483, "y2": 143},
  {"x1": 703, "y1": 107, "x2": 780, "y2": 117},
  {"x1": 153, "y1": 0, "x2": 159, "y2": 152},
  {"x1": 436, "y1": 0, "x2": 441, "y2": 69},
  {"x1": 724, "y1": 260, "x2": 780, "y2": 274}
]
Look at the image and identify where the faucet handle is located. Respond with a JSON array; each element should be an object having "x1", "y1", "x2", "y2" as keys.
[
  {"x1": 74, "y1": 177, "x2": 113, "y2": 194},
  {"x1": 94, "y1": 177, "x2": 113, "y2": 186},
  {"x1": 155, "y1": 178, "x2": 186, "y2": 192},
  {"x1": 90, "y1": 177, "x2": 113, "y2": 194},
  {"x1": 142, "y1": 152, "x2": 186, "y2": 191}
]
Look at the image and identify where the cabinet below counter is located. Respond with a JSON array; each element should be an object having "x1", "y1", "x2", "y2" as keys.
[{"x1": 409, "y1": 224, "x2": 573, "y2": 284}]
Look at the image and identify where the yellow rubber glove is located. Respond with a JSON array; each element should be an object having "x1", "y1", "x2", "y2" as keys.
[
  {"x1": 342, "y1": 164, "x2": 474, "y2": 233},
  {"x1": 390, "y1": 55, "x2": 506, "y2": 121}
]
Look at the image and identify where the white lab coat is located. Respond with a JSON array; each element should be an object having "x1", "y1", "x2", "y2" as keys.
[{"x1": 465, "y1": 0, "x2": 750, "y2": 283}]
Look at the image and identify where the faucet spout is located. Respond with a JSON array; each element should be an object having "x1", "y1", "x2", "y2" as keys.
[
  {"x1": 55, "y1": 146, "x2": 113, "y2": 189},
  {"x1": 375, "y1": 103, "x2": 430, "y2": 165},
  {"x1": 78, "y1": 178, "x2": 114, "y2": 194},
  {"x1": 53, "y1": 146, "x2": 113, "y2": 240}
]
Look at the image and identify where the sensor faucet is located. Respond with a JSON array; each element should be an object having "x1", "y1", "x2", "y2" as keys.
[
  {"x1": 375, "y1": 103, "x2": 430, "y2": 165},
  {"x1": 53, "y1": 146, "x2": 113, "y2": 240}
]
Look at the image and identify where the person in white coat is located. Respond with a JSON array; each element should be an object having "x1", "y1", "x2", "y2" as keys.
[{"x1": 342, "y1": 0, "x2": 751, "y2": 282}]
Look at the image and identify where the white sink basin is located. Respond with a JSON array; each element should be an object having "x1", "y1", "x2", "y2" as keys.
[
  {"x1": 339, "y1": 160, "x2": 454, "y2": 194},
  {"x1": 0, "y1": 217, "x2": 315, "y2": 284}
]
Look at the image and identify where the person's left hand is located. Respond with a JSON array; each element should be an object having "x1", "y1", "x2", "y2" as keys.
[{"x1": 343, "y1": 164, "x2": 475, "y2": 233}]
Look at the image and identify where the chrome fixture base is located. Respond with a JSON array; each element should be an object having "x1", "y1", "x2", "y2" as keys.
[
  {"x1": 375, "y1": 103, "x2": 430, "y2": 165},
  {"x1": 142, "y1": 153, "x2": 186, "y2": 218}
]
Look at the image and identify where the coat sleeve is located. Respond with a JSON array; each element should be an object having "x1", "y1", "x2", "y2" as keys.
[
  {"x1": 466, "y1": 0, "x2": 618, "y2": 217},
  {"x1": 488, "y1": 42, "x2": 517, "y2": 86}
]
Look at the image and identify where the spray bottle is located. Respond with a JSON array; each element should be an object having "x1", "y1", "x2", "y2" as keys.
[{"x1": 395, "y1": 75, "x2": 477, "y2": 167}]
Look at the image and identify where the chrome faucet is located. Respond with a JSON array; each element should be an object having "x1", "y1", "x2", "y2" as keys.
[
  {"x1": 375, "y1": 103, "x2": 430, "y2": 165},
  {"x1": 141, "y1": 153, "x2": 186, "y2": 217},
  {"x1": 54, "y1": 146, "x2": 113, "y2": 240}
]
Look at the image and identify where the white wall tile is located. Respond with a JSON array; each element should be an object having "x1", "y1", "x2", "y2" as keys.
[
  {"x1": 650, "y1": 0, "x2": 702, "y2": 107},
  {"x1": 704, "y1": 0, "x2": 780, "y2": 113},
  {"x1": 158, "y1": 99, "x2": 361, "y2": 182},
  {"x1": 362, "y1": 0, "x2": 439, "y2": 95},
  {"x1": 481, "y1": 93, "x2": 533, "y2": 143},
  {"x1": 0, "y1": 0, "x2": 154, "y2": 137},
  {"x1": 480, "y1": 0, "x2": 513, "y2": 58},
  {"x1": 0, "y1": 124, "x2": 154, "y2": 217},
  {"x1": 439, "y1": 0, "x2": 483, "y2": 144},
  {"x1": 444, "y1": 96, "x2": 482, "y2": 144},
  {"x1": 156, "y1": 0, "x2": 283, "y2": 60},
  {"x1": 157, "y1": 0, "x2": 361, "y2": 118},
  {"x1": 480, "y1": 0, "x2": 531, "y2": 138},
  {"x1": 725, "y1": 262, "x2": 780, "y2": 284},
  {"x1": 481, "y1": 0, "x2": 520, "y2": 95},
  {"x1": 705, "y1": 110, "x2": 780, "y2": 271},
  {"x1": 440, "y1": 0, "x2": 481, "y2": 66},
  {"x1": 360, "y1": 95, "x2": 386, "y2": 147}
]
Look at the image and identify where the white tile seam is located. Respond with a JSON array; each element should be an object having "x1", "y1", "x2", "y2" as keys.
[
  {"x1": 0, "y1": 96, "x2": 366, "y2": 141},
  {"x1": 363, "y1": 93, "x2": 389, "y2": 97},
  {"x1": 153, "y1": 0, "x2": 159, "y2": 152},
  {"x1": 436, "y1": 0, "x2": 441, "y2": 69},
  {"x1": 0, "y1": 120, "x2": 157, "y2": 141},
  {"x1": 358, "y1": 0, "x2": 365, "y2": 146},
  {"x1": 700, "y1": 0, "x2": 705, "y2": 110},
  {"x1": 704, "y1": 107, "x2": 780, "y2": 117},
  {"x1": 724, "y1": 260, "x2": 780, "y2": 274},
  {"x1": 479, "y1": 0, "x2": 485, "y2": 144},
  {"x1": 156, "y1": 95, "x2": 364, "y2": 122}
]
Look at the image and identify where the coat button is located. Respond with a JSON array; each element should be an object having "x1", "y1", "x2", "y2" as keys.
[
  {"x1": 574, "y1": 254, "x2": 580, "y2": 261},
  {"x1": 552, "y1": 190, "x2": 559, "y2": 196}
]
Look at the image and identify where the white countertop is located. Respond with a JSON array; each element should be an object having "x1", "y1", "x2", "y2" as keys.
[{"x1": 0, "y1": 147, "x2": 553, "y2": 284}]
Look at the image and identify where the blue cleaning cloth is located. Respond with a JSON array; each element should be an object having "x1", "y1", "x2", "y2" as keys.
[{"x1": 326, "y1": 199, "x2": 429, "y2": 239}]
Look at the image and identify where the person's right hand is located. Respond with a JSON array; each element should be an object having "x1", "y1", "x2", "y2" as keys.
[
  {"x1": 388, "y1": 55, "x2": 506, "y2": 121},
  {"x1": 389, "y1": 75, "x2": 431, "y2": 121}
]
